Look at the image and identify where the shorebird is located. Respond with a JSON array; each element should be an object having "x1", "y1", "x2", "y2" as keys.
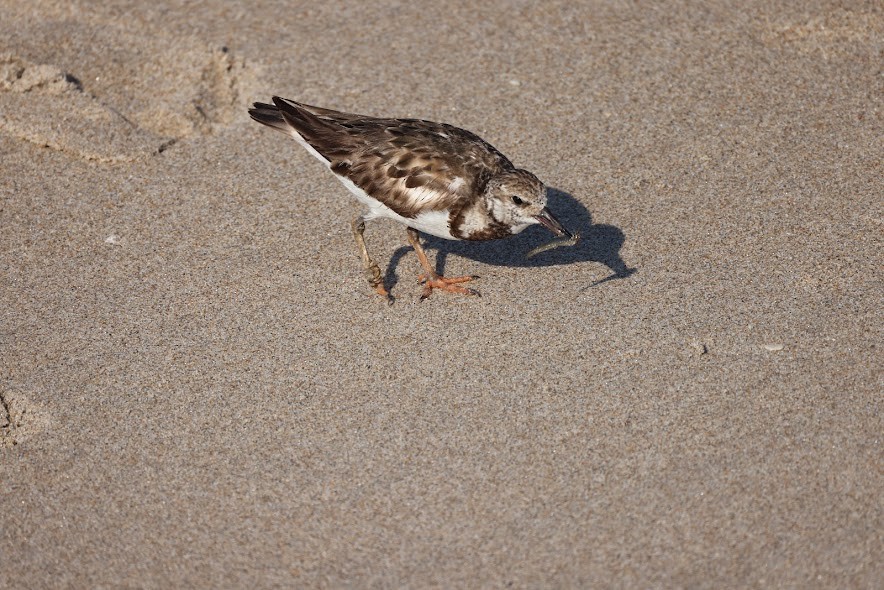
[{"x1": 249, "y1": 97, "x2": 572, "y2": 302}]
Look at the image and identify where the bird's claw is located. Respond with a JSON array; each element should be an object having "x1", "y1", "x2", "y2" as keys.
[{"x1": 416, "y1": 273, "x2": 480, "y2": 300}]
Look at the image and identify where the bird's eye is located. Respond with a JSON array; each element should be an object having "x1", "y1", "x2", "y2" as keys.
[{"x1": 511, "y1": 195, "x2": 524, "y2": 205}]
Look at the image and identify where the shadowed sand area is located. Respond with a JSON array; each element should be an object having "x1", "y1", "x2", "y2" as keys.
[{"x1": 1, "y1": 1, "x2": 881, "y2": 587}]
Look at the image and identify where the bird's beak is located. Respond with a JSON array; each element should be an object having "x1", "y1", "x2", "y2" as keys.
[{"x1": 534, "y1": 207, "x2": 572, "y2": 238}]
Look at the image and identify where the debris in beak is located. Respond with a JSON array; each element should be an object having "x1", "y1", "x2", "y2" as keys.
[
  {"x1": 534, "y1": 207, "x2": 571, "y2": 238},
  {"x1": 527, "y1": 207, "x2": 579, "y2": 258},
  {"x1": 526, "y1": 232, "x2": 580, "y2": 258}
]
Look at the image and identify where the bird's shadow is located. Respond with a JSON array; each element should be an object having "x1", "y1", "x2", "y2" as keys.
[{"x1": 383, "y1": 188, "x2": 636, "y2": 292}]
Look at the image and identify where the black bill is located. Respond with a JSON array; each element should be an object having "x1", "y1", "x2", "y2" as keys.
[{"x1": 533, "y1": 207, "x2": 572, "y2": 238}]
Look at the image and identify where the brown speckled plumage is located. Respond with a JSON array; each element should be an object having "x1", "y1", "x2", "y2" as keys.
[
  {"x1": 252, "y1": 99, "x2": 512, "y2": 224},
  {"x1": 249, "y1": 96, "x2": 571, "y2": 300}
]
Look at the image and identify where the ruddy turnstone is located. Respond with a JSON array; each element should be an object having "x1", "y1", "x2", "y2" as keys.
[{"x1": 249, "y1": 96, "x2": 572, "y2": 302}]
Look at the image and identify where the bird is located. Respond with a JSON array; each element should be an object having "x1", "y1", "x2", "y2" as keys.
[{"x1": 248, "y1": 96, "x2": 572, "y2": 302}]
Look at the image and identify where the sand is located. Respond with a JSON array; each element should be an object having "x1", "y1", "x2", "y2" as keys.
[{"x1": 1, "y1": 0, "x2": 881, "y2": 587}]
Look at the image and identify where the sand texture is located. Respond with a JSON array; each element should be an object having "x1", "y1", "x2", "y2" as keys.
[{"x1": 1, "y1": 1, "x2": 881, "y2": 587}]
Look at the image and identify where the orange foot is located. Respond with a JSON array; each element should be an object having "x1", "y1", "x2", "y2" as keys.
[
  {"x1": 373, "y1": 282, "x2": 394, "y2": 305},
  {"x1": 417, "y1": 273, "x2": 480, "y2": 300}
]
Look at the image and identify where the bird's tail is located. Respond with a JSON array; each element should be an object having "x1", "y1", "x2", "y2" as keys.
[
  {"x1": 269, "y1": 97, "x2": 346, "y2": 139},
  {"x1": 251, "y1": 97, "x2": 359, "y2": 161},
  {"x1": 248, "y1": 101, "x2": 290, "y2": 134}
]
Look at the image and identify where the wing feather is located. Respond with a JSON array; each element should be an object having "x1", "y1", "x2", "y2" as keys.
[{"x1": 251, "y1": 97, "x2": 516, "y2": 219}]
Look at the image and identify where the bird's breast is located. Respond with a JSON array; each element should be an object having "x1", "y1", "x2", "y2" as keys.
[
  {"x1": 449, "y1": 203, "x2": 512, "y2": 241},
  {"x1": 408, "y1": 210, "x2": 459, "y2": 240}
]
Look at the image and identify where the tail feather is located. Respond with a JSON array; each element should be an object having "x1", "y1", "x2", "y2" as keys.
[
  {"x1": 249, "y1": 97, "x2": 365, "y2": 135},
  {"x1": 288, "y1": 101, "x2": 367, "y2": 122},
  {"x1": 250, "y1": 97, "x2": 356, "y2": 160},
  {"x1": 270, "y1": 96, "x2": 344, "y2": 139},
  {"x1": 248, "y1": 102, "x2": 289, "y2": 133}
]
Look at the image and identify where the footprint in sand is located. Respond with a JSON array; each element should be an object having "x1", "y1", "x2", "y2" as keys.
[
  {"x1": 0, "y1": 53, "x2": 160, "y2": 163},
  {"x1": 0, "y1": 388, "x2": 50, "y2": 448},
  {"x1": 0, "y1": 25, "x2": 254, "y2": 163}
]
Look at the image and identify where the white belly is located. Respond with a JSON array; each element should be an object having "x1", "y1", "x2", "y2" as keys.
[{"x1": 334, "y1": 170, "x2": 458, "y2": 240}]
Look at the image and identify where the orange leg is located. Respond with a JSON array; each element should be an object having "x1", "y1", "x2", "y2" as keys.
[
  {"x1": 406, "y1": 228, "x2": 479, "y2": 300},
  {"x1": 351, "y1": 217, "x2": 393, "y2": 304}
]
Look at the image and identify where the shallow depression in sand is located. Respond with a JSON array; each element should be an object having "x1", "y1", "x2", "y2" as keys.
[{"x1": 0, "y1": 20, "x2": 254, "y2": 163}]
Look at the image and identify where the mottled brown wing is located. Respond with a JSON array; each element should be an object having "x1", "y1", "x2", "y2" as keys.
[
  {"x1": 271, "y1": 98, "x2": 515, "y2": 219},
  {"x1": 337, "y1": 118, "x2": 516, "y2": 218},
  {"x1": 294, "y1": 101, "x2": 370, "y2": 122}
]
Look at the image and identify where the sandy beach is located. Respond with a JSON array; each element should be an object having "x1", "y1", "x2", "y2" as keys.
[{"x1": 1, "y1": 1, "x2": 881, "y2": 587}]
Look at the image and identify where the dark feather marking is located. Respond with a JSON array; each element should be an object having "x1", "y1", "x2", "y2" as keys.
[
  {"x1": 387, "y1": 166, "x2": 408, "y2": 179},
  {"x1": 248, "y1": 104, "x2": 289, "y2": 133},
  {"x1": 464, "y1": 222, "x2": 513, "y2": 240},
  {"x1": 404, "y1": 175, "x2": 426, "y2": 189},
  {"x1": 331, "y1": 161, "x2": 351, "y2": 175},
  {"x1": 449, "y1": 203, "x2": 512, "y2": 240},
  {"x1": 251, "y1": 97, "x2": 524, "y2": 225}
]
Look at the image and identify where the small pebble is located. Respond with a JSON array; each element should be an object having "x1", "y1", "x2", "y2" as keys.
[
  {"x1": 691, "y1": 341, "x2": 708, "y2": 355},
  {"x1": 763, "y1": 343, "x2": 785, "y2": 351}
]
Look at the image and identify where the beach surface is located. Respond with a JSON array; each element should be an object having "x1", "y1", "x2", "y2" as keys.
[{"x1": 1, "y1": 1, "x2": 881, "y2": 587}]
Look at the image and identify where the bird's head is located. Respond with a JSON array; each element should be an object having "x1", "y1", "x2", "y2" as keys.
[{"x1": 484, "y1": 169, "x2": 571, "y2": 237}]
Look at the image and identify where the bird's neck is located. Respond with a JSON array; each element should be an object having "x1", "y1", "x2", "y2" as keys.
[{"x1": 450, "y1": 199, "x2": 512, "y2": 241}]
